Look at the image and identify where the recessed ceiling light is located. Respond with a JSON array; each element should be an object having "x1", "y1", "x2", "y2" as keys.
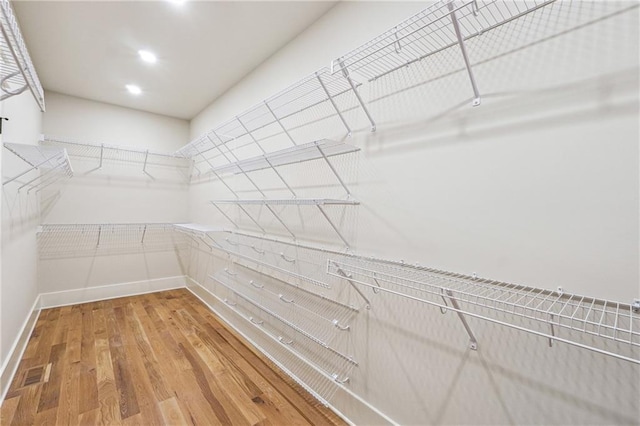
[
  {"x1": 126, "y1": 84, "x2": 142, "y2": 95},
  {"x1": 168, "y1": 0, "x2": 186, "y2": 5},
  {"x1": 138, "y1": 50, "x2": 157, "y2": 64}
]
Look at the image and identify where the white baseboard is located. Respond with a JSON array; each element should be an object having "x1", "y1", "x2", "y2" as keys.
[
  {"x1": 39, "y1": 275, "x2": 188, "y2": 308},
  {"x1": 0, "y1": 295, "x2": 41, "y2": 401}
]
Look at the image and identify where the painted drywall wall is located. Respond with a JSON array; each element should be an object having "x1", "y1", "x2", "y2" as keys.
[
  {"x1": 43, "y1": 91, "x2": 188, "y2": 152},
  {"x1": 185, "y1": 1, "x2": 640, "y2": 424},
  {"x1": 1, "y1": 90, "x2": 43, "y2": 376},
  {"x1": 38, "y1": 93, "x2": 190, "y2": 295}
]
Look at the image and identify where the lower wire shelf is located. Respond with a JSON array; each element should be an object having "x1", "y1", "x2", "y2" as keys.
[
  {"x1": 209, "y1": 274, "x2": 357, "y2": 387},
  {"x1": 327, "y1": 258, "x2": 640, "y2": 364}
]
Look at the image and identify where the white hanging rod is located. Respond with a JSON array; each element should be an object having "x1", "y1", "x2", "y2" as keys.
[
  {"x1": 327, "y1": 259, "x2": 640, "y2": 364},
  {"x1": 0, "y1": 0, "x2": 45, "y2": 110},
  {"x1": 3, "y1": 143, "x2": 73, "y2": 190},
  {"x1": 212, "y1": 274, "x2": 358, "y2": 366},
  {"x1": 210, "y1": 139, "x2": 360, "y2": 175}
]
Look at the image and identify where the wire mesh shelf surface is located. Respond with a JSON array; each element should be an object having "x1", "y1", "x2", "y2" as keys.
[
  {"x1": 212, "y1": 273, "x2": 358, "y2": 367},
  {"x1": 3, "y1": 142, "x2": 73, "y2": 191},
  {"x1": 214, "y1": 264, "x2": 354, "y2": 347},
  {"x1": 37, "y1": 223, "x2": 188, "y2": 258},
  {"x1": 207, "y1": 283, "x2": 357, "y2": 394},
  {"x1": 176, "y1": 66, "x2": 364, "y2": 161},
  {"x1": 210, "y1": 139, "x2": 360, "y2": 175},
  {"x1": 41, "y1": 135, "x2": 192, "y2": 169},
  {"x1": 327, "y1": 258, "x2": 640, "y2": 364},
  {"x1": 333, "y1": 0, "x2": 557, "y2": 82},
  {"x1": 0, "y1": 0, "x2": 45, "y2": 110}
]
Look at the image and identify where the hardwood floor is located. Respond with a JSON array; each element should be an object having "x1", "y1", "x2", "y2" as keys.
[{"x1": 1, "y1": 289, "x2": 345, "y2": 425}]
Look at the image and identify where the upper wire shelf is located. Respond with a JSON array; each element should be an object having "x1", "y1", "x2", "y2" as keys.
[
  {"x1": 176, "y1": 66, "x2": 371, "y2": 161},
  {"x1": 0, "y1": 0, "x2": 45, "y2": 110},
  {"x1": 3, "y1": 142, "x2": 73, "y2": 192},
  {"x1": 327, "y1": 258, "x2": 640, "y2": 364},
  {"x1": 332, "y1": 0, "x2": 555, "y2": 83},
  {"x1": 211, "y1": 139, "x2": 360, "y2": 175},
  {"x1": 40, "y1": 135, "x2": 192, "y2": 173}
]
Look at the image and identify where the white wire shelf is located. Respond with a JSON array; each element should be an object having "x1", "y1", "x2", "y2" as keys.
[
  {"x1": 176, "y1": 66, "x2": 371, "y2": 161},
  {"x1": 205, "y1": 280, "x2": 356, "y2": 391},
  {"x1": 211, "y1": 273, "x2": 358, "y2": 367},
  {"x1": 37, "y1": 223, "x2": 188, "y2": 258},
  {"x1": 0, "y1": 0, "x2": 45, "y2": 110},
  {"x1": 213, "y1": 240, "x2": 331, "y2": 290},
  {"x1": 327, "y1": 258, "x2": 640, "y2": 364},
  {"x1": 210, "y1": 139, "x2": 360, "y2": 175},
  {"x1": 215, "y1": 263, "x2": 355, "y2": 344},
  {"x1": 210, "y1": 198, "x2": 359, "y2": 206},
  {"x1": 40, "y1": 135, "x2": 192, "y2": 175},
  {"x1": 3, "y1": 142, "x2": 73, "y2": 192},
  {"x1": 332, "y1": 0, "x2": 555, "y2": 83}
]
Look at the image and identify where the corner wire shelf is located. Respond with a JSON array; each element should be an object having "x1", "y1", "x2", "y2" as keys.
[
  {"x1": 40, "y1": 135, "x2": 192, "y2": 180},
  {"x1": 3, "y1": 142, "x2": 73, "y2": 192},
  {"x1": 327, "y1": 258, "x2": 640, "y2": 364},
  {"x1": 210, "y1": 273, "x2": 357, "y2": 385},
  {"x1": 0, "y1": 0, "x2": 45, "y2": 111},
  {"x1": 173, "y1": 223, "x2": 227, "y2": 251},
  {"x1": 37, "y1": 223, "x2": 189, "y2": 258},
  {"x1": 176, "y1": 65, "x2": 374, "y2": 164}
]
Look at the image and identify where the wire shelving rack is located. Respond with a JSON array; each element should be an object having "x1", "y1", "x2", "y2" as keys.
[
  {"x1": 0, "y1": 0, "x2": 45, "y2": 110},
  {"x1": 176, "y1": 66, "x2": 373, "y2": 163},
  {"x1": 3, "y1": 142, "x2": 73, "y2": 192},
  {"x1": 327, "y1": 258, "x2": 640, "y2": 364},
  {"x1": 41, "y1": 135, "x2": 192, "y2": 179},
  {"x1": 37, "y1": 223, "x2": 189, "y2": 258}
]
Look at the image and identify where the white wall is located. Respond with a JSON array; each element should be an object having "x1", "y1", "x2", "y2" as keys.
[
  {"x1": 186, "y1": 1, "x2": 640, "y2": 424},
  {"x1": 43, "y1": 91, "x2": 188, "y2": 152},
  {"x1": 1, "y1": 90, "x2": 43, "y2": 385},
  {"x1": 38, "y1": 93, "x2": 190, "y2": 295}
]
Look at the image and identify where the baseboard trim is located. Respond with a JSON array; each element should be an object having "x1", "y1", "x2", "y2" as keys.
[
  {"x1": 0, "y1": 295, "x2": 41, "y2": 401},
  {"x1": 38, "y1": 276, "x2": 188, "y2": 309},
  {"x1": 185, "y1": 277, "x2": 393, "y2": 426}
]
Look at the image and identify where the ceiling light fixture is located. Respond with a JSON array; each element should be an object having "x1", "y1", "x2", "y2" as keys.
[
  {"x1": 168, "y1": 0, "x2": 186, "y2": 6},
  {"x1": 126, "y1": 84, "x2": 142, "y2": 95},
  {"x1": 138, "y1": 50, "x2": 157, "y2": 64}
]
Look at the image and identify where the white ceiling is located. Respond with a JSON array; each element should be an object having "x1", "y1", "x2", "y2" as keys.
[{"x1": 13, "y1": 1, "x2": 336, "y2": 120}]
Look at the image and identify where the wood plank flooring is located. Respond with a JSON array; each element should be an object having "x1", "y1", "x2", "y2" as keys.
[{"x1": 1, "y1": 289, "x2": 345, "y2": 425}]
